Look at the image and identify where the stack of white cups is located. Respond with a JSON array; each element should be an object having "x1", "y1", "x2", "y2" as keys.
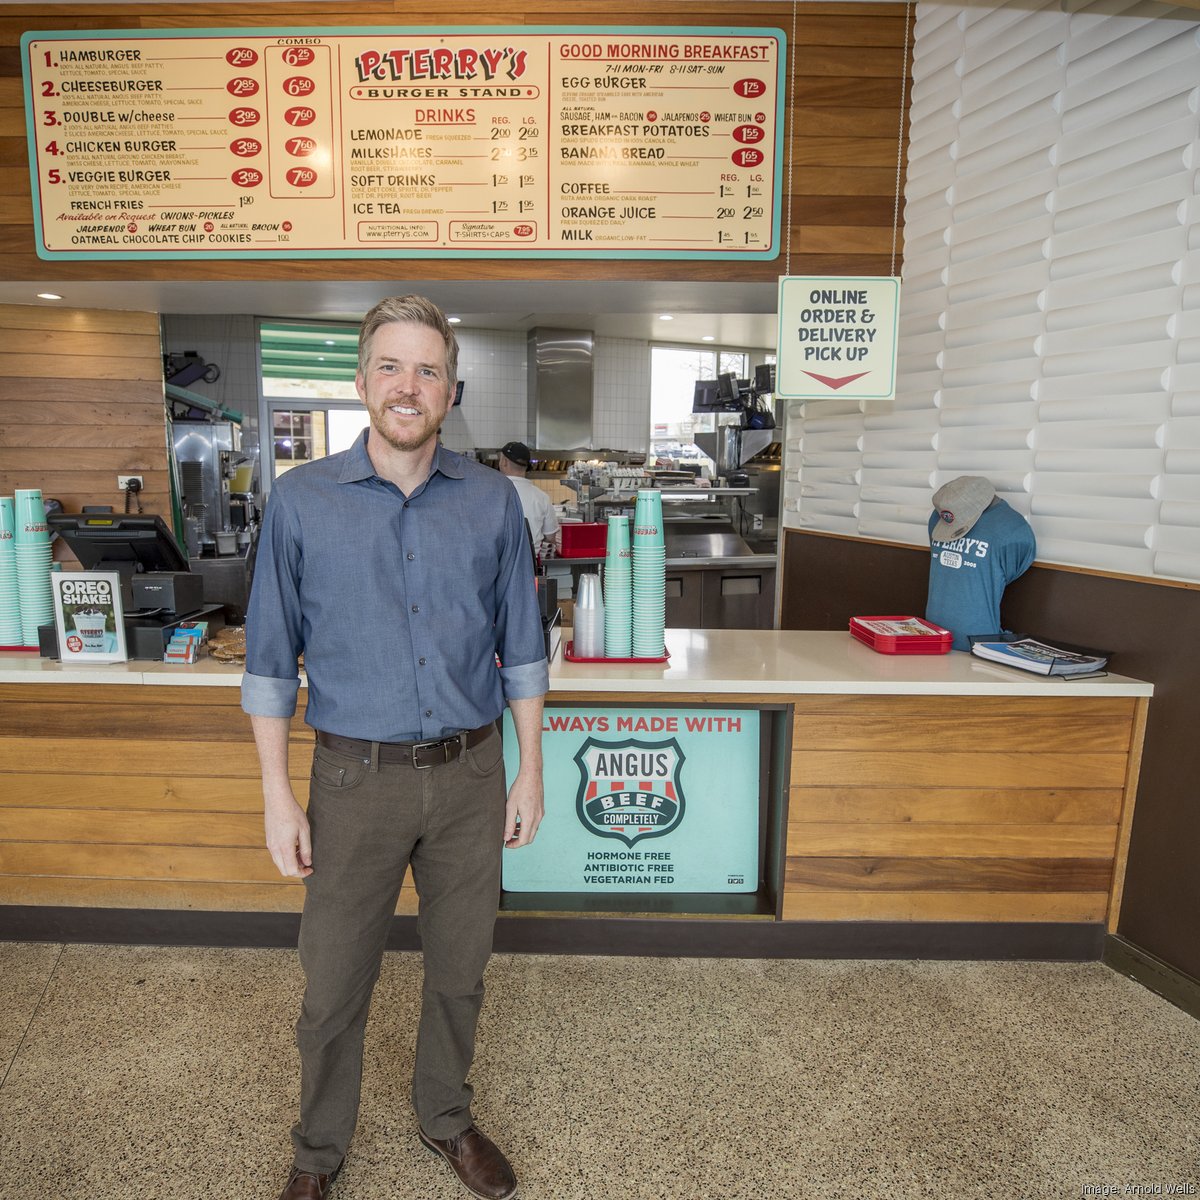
[
  {"x1": 573, "y1": 572, "x2": 605, "y2": 658},
  {"x1": 13, "y1": 489, "x2": 53, "y2": 647},
  {"x1": 0, "y1": 497, "x2": 21, "y2": 647}
]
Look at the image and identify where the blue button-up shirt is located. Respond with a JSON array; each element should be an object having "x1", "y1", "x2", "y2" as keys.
[{"x1": 241, "y1": 432, "x2": 548, "y2": 741}]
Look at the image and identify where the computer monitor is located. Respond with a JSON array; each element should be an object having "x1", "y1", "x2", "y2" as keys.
[
  {"x1": 754, "y1": 363, "x2": 776, "y2": 394},
  {"x1": 692, "y1": 379, "x2": 743, "y2": 414},
  {"x1": 48, "y1": 512, "x2": 189, "y2": 575}
]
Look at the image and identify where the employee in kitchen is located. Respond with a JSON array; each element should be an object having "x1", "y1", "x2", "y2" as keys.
[
  {"x1": 242, "y1": 294, "x2": 548, "y2": 1200},
  {"x1": 497, "y1": 440, "x2": 559, "y2": 559}
]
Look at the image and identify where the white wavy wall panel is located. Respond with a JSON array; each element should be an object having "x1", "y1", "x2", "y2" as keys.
[{"x1": 782, "y1": 1, "x2": 1200, "y2": 583}]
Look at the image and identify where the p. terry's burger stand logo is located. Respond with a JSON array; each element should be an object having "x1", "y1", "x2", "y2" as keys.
[{"x1": 500, "y1": 707, "x2": 760, "y2": 894}]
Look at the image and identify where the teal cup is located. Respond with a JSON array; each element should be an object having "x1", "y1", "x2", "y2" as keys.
[
  {"x1": 633, "y1": 489, "x2": 664, "y2": 547},
  {"x1": 0, "y1": 497, "x2": 15, "y2": 560},
  {"x1": 13, "y1": 489, "x2": 49, "y2": 545}
]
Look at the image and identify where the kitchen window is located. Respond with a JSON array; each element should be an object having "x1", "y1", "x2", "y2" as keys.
[
  {"x1": 649, "y1": 345, "x2": 753, "y2": 462},
  {"x1": 258, "y1": 319, "x2": 367, "y2": 484}
]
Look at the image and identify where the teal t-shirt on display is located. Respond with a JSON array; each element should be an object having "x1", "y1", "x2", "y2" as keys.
[{"x1": 925, "y1": 498, "x2": 1035, "y2": 652}]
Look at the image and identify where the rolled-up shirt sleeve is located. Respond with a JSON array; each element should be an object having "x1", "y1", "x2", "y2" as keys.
[
  {"x1": 241, "y1": 487, "x2": 305, "y2": 718},
  {"x1": 494, "y1": 486, "x2": 549, "y2": 701}
]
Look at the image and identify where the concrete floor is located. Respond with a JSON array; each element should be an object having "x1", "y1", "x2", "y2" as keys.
[{"x1": 0, "y1": 943, "x2": 1197, "y2": 1199}]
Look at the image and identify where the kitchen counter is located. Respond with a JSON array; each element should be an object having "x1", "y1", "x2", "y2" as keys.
[
  {"x1": 546, "y1": 552, "x2": 777, "y2": 569},
  {"x1": 0, "y1": 629, "x2": 1152, "y2": 697},
  {"x1": 0, "y1": 631, "x2": 1152, "y2": 956}
]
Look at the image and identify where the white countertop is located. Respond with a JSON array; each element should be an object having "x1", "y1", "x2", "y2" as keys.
[{"x1": 0, "y1": 630, "x2": 1153, "y2": 697}]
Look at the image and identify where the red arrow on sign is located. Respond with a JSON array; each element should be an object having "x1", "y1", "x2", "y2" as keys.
[{"x1": 803, "y1": 371, "x2": 870, "y2": 390}]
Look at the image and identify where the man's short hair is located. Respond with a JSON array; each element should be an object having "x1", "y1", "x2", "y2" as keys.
[{"x1": 358, "y1": 295, "x2": 459, "y2": 388}]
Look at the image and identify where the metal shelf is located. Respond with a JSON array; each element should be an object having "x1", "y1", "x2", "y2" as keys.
[{"x1": 600, "y1": 487, "x2": 756, "y2": 500}]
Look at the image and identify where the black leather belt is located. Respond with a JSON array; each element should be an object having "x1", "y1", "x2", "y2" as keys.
[{"x1": 316, "y1": 723, "x2": 494, "y2": 769}]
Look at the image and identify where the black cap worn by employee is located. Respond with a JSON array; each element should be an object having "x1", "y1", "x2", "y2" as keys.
[
  {"x1": 499, "y1": 441, "x2": 532, "y2": 468},
  {"x1": 930, "y1": 476, "x2": 996, "y2": 542}
]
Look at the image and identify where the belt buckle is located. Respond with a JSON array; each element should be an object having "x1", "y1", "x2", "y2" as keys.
[{"x1": 410, "y1": 736, "x2": 453, "y2": 769}]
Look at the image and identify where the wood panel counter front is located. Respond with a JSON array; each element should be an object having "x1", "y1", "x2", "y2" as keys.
[{"x1": 0, "y1": 631, "x2": 1152, "y2": 959}]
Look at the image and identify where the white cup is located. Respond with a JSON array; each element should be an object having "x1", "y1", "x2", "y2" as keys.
[
  {"x1": 576, "y1": 572, "x2": 602, "y2": 609},
  {"x1": 73, "y1": 611, "x2": 107, "y2": 651}
]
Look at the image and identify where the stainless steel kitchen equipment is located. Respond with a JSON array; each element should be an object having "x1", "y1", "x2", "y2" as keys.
[{"x1": 172, "y1": 420, "x2": 240, "y2": 541}]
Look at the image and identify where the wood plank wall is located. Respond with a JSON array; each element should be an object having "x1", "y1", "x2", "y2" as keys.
[
  {"x1": 784, "y1": 695, "x2": 1143, "y2": 929},
  {"x1": 0, "y1": 682, "x2": 419, "y2": 915},
  {"x1": 1, "y1": 681, "x2": 1142, "y2": 931},
  {"x1": 0, "y1": 304, "x2": 169, "y2": 520},
  {"x1": 0, "y1": 1, "x2": 912, "y2": 286}
]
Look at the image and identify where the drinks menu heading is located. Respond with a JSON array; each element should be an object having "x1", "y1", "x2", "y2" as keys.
[{"x1": 22, "y1": 26, "x2": 784, "y2": 261}]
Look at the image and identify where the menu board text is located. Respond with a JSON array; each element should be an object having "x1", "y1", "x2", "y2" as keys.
[{"x1": 22, "y1": 26, "x2": 784, "y2": 260}]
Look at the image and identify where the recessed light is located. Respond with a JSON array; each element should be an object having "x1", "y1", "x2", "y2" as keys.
[
  {"x1": 37, "y1": 292, "x2": 62, "y2": 301},
  {"x1": 658, "y1": 314, "x2": 674, "y2": 321},
  {"x1": 448, "y1": 316, "x2": 462, "y2": 324},
  {"x1": 702, "y1": 335, "x2": 715, "y2": 342}
]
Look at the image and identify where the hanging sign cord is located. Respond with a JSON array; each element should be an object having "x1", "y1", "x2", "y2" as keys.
[
  {"x1": 785, "y1": 0, "x2": 798, "y2": 277},
  {"x1": 890, "y1": 1, "x2": 913, "y2": 278}
]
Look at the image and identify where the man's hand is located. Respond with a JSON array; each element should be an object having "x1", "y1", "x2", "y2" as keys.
[
  {"x1": 251, "y1": 714, "x2": 312, "y2": 878},
  {"x1": 264, "y1": 782, "x2": 313, "y2": 877},
  {"x1": 504, "y1": 767, "x2": 544, "y2": 848},
  {"x1": 503, "y1": 695, "x2": 545, "y2": 848}
]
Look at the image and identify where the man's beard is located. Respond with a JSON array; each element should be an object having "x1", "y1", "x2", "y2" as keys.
[{"x1": 369, "y1": 403, "x2": 438, "y2": 452}]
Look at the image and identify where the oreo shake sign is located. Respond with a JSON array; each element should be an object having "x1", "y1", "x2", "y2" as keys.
[{"x1": 574, "y1": 737, "x2": 685, "y2": 848}]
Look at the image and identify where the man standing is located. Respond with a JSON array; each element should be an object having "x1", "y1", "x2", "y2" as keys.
[
  {"x1": 496, "y1": 440, "x2": 559, "y2": 557},
  {"x1": 242, "y1": 295, "x2": 547, "y2": 1200}
]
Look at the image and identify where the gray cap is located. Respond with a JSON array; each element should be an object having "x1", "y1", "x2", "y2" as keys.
[{"x1": 931, "y1": 476, "x2": 995, "y2": 542}]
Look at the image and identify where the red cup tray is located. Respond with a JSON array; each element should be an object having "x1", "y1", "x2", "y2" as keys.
[
  {"x1": 849, "y1": 615, "x2": 953, "y2": 655},
  {"x1": 563, "y1": 640, "x2": 670, "y2": 664}
]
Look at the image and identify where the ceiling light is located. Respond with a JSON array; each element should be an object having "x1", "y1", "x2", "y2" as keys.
[
  {"x1": 658, "y1": 314, "x2": 674, "y2": 321},
  {"x1": 448, "y1": 316, "x2": 462, "y2": 324},
  {"x1": 37, "y1": 292, "x2": 62, "y2": 301},
  {"x1": 702, "y1": 335, "x2": 715, "y2": 342}
]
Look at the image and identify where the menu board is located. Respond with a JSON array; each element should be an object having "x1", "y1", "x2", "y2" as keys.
[{"x1": 21, "y1": 26, "x2": 784, "y2": 261}]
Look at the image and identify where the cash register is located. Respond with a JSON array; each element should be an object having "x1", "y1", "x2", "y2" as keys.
[{"x1": 45, "y1": 513, "x2": 223, "y2": 659}]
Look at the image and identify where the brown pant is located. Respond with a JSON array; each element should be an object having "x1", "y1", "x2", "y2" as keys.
[{"x1": 291, "y1": 726, "x2": 507, "y2": 1173}]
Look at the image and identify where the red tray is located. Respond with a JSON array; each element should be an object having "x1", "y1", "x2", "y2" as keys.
[
  {"x1": 558, "y1": 522, "x2": 608, "y2": 558},
  {"x1": 563, "y1": 640, "x2": 670, "y2": 665},
  {"x1": 849, "y1": 615, "x2": 952, "y2": 655}
]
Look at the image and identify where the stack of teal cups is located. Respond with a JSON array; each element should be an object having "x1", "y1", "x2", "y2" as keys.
[
  {"x1": 13, "y1": 489, "x2": 53, "y2": 647},
  {"x1": 632, "y1": 489, "x2": 666, "y2": 658},
  {"x1": 603, "y1": 513, "x2": 632, "y2": 657},
  {"x1": 0, "y1": 497, "x2": 21, "y2": 647}
]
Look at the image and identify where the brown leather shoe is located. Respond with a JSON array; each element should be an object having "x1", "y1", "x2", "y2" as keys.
[
  {"x1": 277, "y1": 1161, "x2": 341, "y2": 1200},
  {"x1": 419, "y1": 1123, "x2": 517, "y2": 1200}
]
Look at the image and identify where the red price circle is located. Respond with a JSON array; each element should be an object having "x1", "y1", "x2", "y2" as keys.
[{"x1": 66, "y1": 635, "x2": 82, "y2": 653}]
